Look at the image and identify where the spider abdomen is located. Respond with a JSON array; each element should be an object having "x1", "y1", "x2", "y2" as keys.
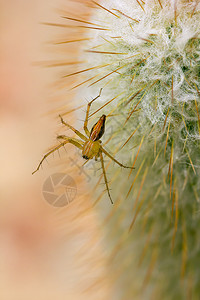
[
  {"x1": 90, "y1": 115, "x2": 106, "y2": 141},
  {"x1": 82, "y1": 140, "x2": 100, "y2": 160}
]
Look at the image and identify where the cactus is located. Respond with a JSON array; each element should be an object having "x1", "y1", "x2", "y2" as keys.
[{"x1": 55, "y1": 0, "x2": 200, "y2": 299}]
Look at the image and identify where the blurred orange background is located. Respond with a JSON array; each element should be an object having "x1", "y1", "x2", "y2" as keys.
[{"x1": 0, "y1": 1, "x2": 110, "y2": 299}]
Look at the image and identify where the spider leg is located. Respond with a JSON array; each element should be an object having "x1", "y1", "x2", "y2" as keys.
[
  {"x1": 59, "y1": 115, "x2": 87, "y2": 141},
  {"x1": 99, "y1": 151, "x2": 113, "y2": 204},
  {"x1": 57, "y1": 135, "x2": 84, "y2": 146},
  {"x1": 32, "y1": 138, "x2": 83, "y2": 175},
  {"x1": 101, "y1": 146, "x2": 135, "y2": 169},
  {"x1": 84, "y1": 88, "x2": 103, "y2": 137}
]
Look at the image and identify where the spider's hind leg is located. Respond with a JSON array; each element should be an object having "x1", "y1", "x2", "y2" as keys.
[
  {"x1": 59, "y1": 115, "x2": 87, "y2": 141},
  {"x1": 84, "y1": 88, "x2": 103, "y2": 137},
  {"x1": 57, "y1": 135, "x2": 84, "y2": 148}
]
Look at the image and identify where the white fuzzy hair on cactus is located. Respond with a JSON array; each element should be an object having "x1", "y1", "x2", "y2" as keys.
[
  {"x1": 84, "y1": 0, "x2": 199, "y2": 124},
  {"x1": 73, "y1": 0, "x2": 200, "y2": 299}
]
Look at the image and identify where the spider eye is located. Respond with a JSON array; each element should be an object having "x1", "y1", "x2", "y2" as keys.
[{"x1": 82, "y1": 155, "x2": 89, "y2": 160}]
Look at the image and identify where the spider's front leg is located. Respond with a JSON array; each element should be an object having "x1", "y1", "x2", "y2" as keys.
[
  {"x1": 32, "y1": 137, "x2": 83, "y2": 175},
  {"x1": 101, "y1": 146, "x2": 135, "y2": 169},
  {"x1": 84, "y1": 88, "x2": 102, "y2": 137},
  {"x1": 99, "y1": 151, "x2": 113, "y2": 204}
]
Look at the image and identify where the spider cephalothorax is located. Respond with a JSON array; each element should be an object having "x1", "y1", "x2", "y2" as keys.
[{"x1": 32, "y1": 90, "x2": 133, "y2": 204}]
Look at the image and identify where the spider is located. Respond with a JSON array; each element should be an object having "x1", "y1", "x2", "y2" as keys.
[{"x1": 32, "y1": 89, "x2": 133, "y2": 204}]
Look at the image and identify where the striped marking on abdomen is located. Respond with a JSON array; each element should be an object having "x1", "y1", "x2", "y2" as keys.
[{"x1": 90, "y1": 115, "x2": 106, "y2": 141}]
